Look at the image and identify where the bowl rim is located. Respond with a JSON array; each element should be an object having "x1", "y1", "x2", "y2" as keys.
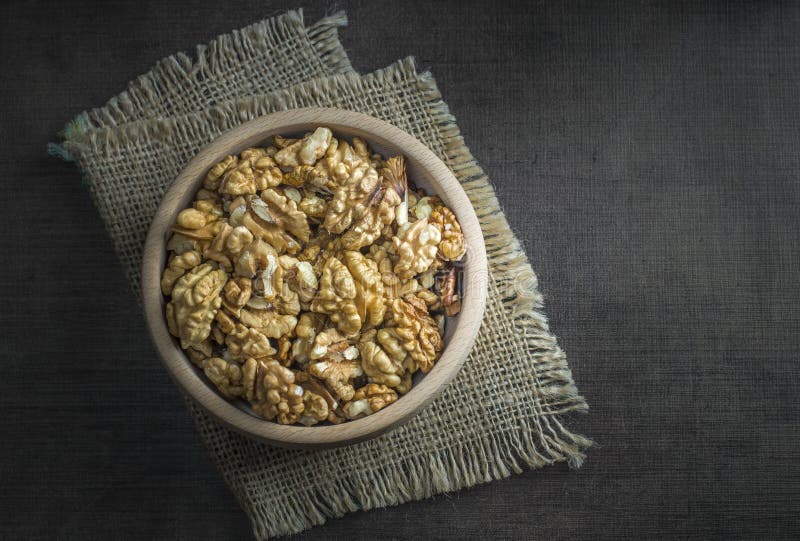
[{"x1": 141, "y1": 107, "x2": 488, "y2": 448}]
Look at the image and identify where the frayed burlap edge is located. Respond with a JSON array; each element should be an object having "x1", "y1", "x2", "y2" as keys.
[
  {"x1": 50, "y1": 9, "x2": 350, "y2": 146},
  {"x1": 82, "y1": 9, "x2": 351, "y2": 130},
  {"x1": 60, "y1": 56, "x2": 591, "y2": 538},
  {"x1": 53, "y1": 32, "x2": 590, "y2": 533}
]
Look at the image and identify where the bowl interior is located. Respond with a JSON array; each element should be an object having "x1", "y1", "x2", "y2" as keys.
[{"x1": 142, "y1": 108, "x2": 488, "y2": 448}]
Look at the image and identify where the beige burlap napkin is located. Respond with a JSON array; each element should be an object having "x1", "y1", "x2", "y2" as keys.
[{"x1": 52, "y1": 10, "x2": 590, "y2": 539}]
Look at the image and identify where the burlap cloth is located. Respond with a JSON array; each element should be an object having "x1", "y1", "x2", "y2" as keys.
[{"x1": 52, "y1": 10, "x2": 591, "y2": 539}]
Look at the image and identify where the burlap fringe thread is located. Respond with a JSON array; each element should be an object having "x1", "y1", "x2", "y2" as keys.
[{"x1": 50, "y1": 10, "x2": 351, "y2": 155}]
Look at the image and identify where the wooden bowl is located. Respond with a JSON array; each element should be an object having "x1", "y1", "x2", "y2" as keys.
[{"x1": 142, "y1": 108, "x2": 488, "y2": 448}]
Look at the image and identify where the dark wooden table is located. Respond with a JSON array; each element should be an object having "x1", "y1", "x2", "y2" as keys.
[{"x1": 3, "y1": 1, "x2": 798, "y2": 538}]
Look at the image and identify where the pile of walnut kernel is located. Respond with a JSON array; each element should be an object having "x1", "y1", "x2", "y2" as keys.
[{"x1": 162, "y1": 127, "x2": 466, "y2": 425}]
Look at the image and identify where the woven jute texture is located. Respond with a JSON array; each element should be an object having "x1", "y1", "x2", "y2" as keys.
[{"x1": 53, "y1": 10, "x2": 591, "y2": 539}]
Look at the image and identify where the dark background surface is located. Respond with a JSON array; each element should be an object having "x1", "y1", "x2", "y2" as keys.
[{"x1": 2, "y1": 0, "x2": 799, "y2": 539}]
